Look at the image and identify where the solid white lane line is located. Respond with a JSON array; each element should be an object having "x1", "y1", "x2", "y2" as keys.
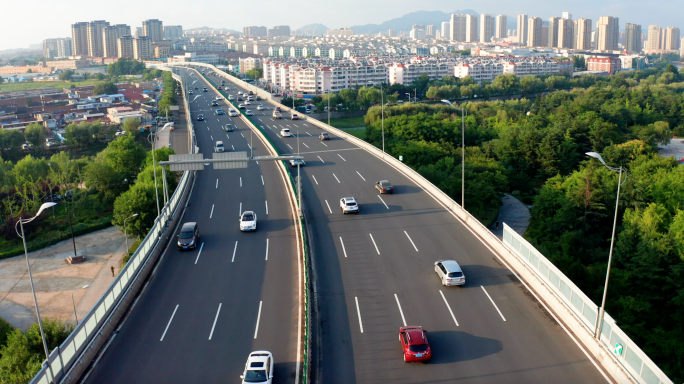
[
  {"x1": 302, "y1": 143, "x2": 310, "y2": 149},
  {"x1": 226, "y1": 133, "x2": 230, "y2": 139},
  {"x1": 377, "y1": 195, "x2": 389, "y2": 209},
  {"x1": 239, "y1": 202, "x2": 242, "y2": 215},
  {"x1": 231, "y1": 241, "x2": 238, "y2": 262},
  {"x1": 338, "y1": 154, "x2": 346, "y2": 161},
  {"x1": 160, "y1": 304, "x2": 179, "y2": 341},
  {"x1": 340, "y1": 237, "x2": 348, "y2": 258},
  {"x1": 216, "y1": 179, "x2": 218, "y2": 188},
  {"x1": 240, "y1": 177, "x2": 242, "y2": 187},
  {"x1": 356, "y1": 171, "x2": 366, "y2": 181},
  {"x1": 394, "y1": 294, "x2": 407, "y2": 327},
  {"x1": 321, "y1": 142, "x2": 328, "y2": 147},
  {"x1": 210, "y1": 204, "x2": 215, "y2": 218},
  {"x1": 265, "y1": 239, "x2": 269, "y2": 260},
  {"x1": 325, "y1": 200, "x2": 332, "y2": 214},
  {"x1": 404, "y1": 231, "x2": 418, "y2": 252},
  {"x1": 481, "y1": 286, "x2": 507, "y2": 321},
  {"x1": 207, "y1": 126, "x2": 209, "y2": 130},
  {"x1": 318, "y1": 156, "x2": 324, "y2": 163},
  {"x1": 440, "y1": 291, "x2": 459, "y2": 326},
  {"x1": 241, "y1": 132, "x2": 244, "y2": 137},
  {"x1": 208, "y1": 303, "x2": 222, "y2": 340},
  {"x1": 312, "y1": 175, "x2": 318, "y2": 185},
  {"x1": 232, "y1": 145, "x2": 235, "y2": 150},
  {"x1": 261, "y1": 175, "x2": 264, "y2": 185},
  {"x1": 369, "y1": 233, "x2": 380, "y2": 255},
  {"x1": 265, "y1": 200, "x2": 269, "y2": 214},
  {"x1": 333, "y1": 173, "x2": 340, "y2": 183},
  {"x1": 306, "y1": 132, "x2": 312, "y2": 136},
  {"x1": 287, "y1": 144, "x2": 293, "y2": 150},
  {"x1": 355, "y1": 297, "x2": 364, "y2": 333},
  {"x1": 194, "y1": 242, "x2": 205, "y2": 264},
  {"x1": 253, "y1": 301, "x2": 263, "y2": 339},
  {"x1": 211, "y1": 135, "x2": 213, "y2": 140}
]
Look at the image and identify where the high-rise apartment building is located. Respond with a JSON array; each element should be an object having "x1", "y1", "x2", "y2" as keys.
[
  {"x1": 495, "y1": 15, "x2": 507, "y2": 39},
  {"x1": 648, "y1": 25, "x2": 662, "y2": 50},
  {"x1": 596, "y1": 16, "x2": 619, "y2": 51},
  {"x1": 541, "y1": 26, "x2": 549, "y2": 47},
  {"x1": 71, "y1": 22, "x2": 89, "y2": 56},
  {"x1": 450, "y1": 14, "x2": 466, "y2": 42},
  {"x1": 517, "y1": 14, "x2": 528, "y2": 46},
  {"x1": 244, "y1": 26, "x2": 267, "y2": 37},
  {"x1": 103, "y1": 25, "x2": 130, "y2": 58},
  {"x1": 465, "y1": 14, "x2": 478, "y2": 42},
  {"x1": 558, "y1": 18, "x2": 574, "y2": 48},
  {"x1": 133, "y1": 36, "x2": 152, "y2": 60},
  {"x1": 87, "y1": 20, "x2": 109, "y2": 57},
  {"x1": 664, "y1": 27, "x2": 681, "y2": 51},
  {"x1": 562, "y1": 12, "x2": 572, "y2": 20},
  {"x1": 268, "y1": 26, "x2": 290, "y2": 37},
  {"x1": 117, "y1": 36, "x2": 134, "y2": 58},
  {"x1": 480, "y1": 14, "x2": 495, "y2": 43},
  {"x1": 624, "y1": 23, "x2": 642, "y2": 53},
  {"x1": 135, "y1": 27, "x2": 143, "y2": 38},
  {"x1": 548, "y1": 17, "x2": 561, "y2": 47},
  {"x1": 441, "y1": 21, "x2": 451, "y2": 40},
  {"x1": 527, "y1": 17, "x2": 543, "y2": 47},
  {"x1": 142, "y1": 19, "x2": 163, "y2": 42},
  {"x1": 574, "y1": 18, "x2": 592, "y2": 50},
  {"x1": 426, "y1": 25, "x2": 435, "y2": 37},
  {"x1": 164, "y1": 25, "x2": 183, "y2": 39}
]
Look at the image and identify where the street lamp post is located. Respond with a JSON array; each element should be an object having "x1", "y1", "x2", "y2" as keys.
[
  {"x1": 148, "y1": 124, "x2": 172, "y2": 218},
  {"x1": 381, "y1": 84, "x2": 385, "y2": 153},
  {"x1": 123, "y1": 213, "x2": 139, "y2": 256},
  {"x1": 441, "y1": 100, "x2": 467, "y2": 209},
  {"x1": 71, "y1": 285, "x2": 90, "y2": 324},
  {"x1": 586, "y1": 151, "x2": 626, "y2": 341},
  {"x1": 15, "y1": 202, "x2": 57, "y2": 382}
]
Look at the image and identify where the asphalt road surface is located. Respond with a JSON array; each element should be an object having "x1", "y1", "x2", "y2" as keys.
[
  {"x1": 197, "y1": 67, "x2": 612, "y2": 384},
  {"x1": 83, "y1": 68, "x2": 300, "y2": 384}
]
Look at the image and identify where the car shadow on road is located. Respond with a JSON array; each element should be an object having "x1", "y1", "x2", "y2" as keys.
[
  {"x1": 393, "y1": 184, "x2": 423, "y2": 195},
  {"x1": 256, "y1": 218, "x2": 294, "y2": 233},
  {"x1": 273, "y1": 361, "x2": 296, "y2": 383},
  {"x1": 426, "y1": 331, "x2": 502, "y2": 364},
  {"x1": 456, "y1": 264, "x2": 521, "y2": 289}
]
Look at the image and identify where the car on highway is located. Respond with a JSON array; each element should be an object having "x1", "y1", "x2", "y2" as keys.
[
  {"x1": 177, "y1": 222, "x2": 199, "y2": 250},
  {"x1": 216, "y1": 96, "x2": 222, "y2": 100},
  {"x1": 245, "y1": 100, "x2": 251, "y2": 105},
  {"x1": 229, "y1": 108, "x2": 239, "y2": 117},
  {"x1": 217, "y1": 86, "x2": 222, "y2": 90},
  {"x1": 237, "y1": 96, "x2": 243, "y2": 101},
  {"x1": 275, "y1": 106, "x2": 281, "y2": 112},
  {"x1": 211, "y1": 100, "x2": 219, "y2": 106},
  {"x1": 340, "y1": 197, "x2": 359, "y2": 214},
  {"x1": 228, "y1": 95, "x2": 234, "y2": 100},
  {"x1": 224, "y1": 124, "x2": 234, "y2": 132},
  {"x1": 256, "y1": 96, "x2": 262, "y2": 101},
  {"x1": 280, "y1": 128, "x2": 292, "y2": 137},
  {"x1": 399, "y1": 326, "x2": 431, "y2": 362},
  {"x1": 245, "y1": 110, "x2": 253, "y2": 116},
  {"x1": 257, "y1": 104, "x2": 265, "y2": 110},
  {"x1": 319, "y1": 132, "x2": 329, "y2": 140},
  {"x1": 273, "y1": 111, "x2": 282, "y2": 119},
  {"x1": 434, "y1": 260, "x2": 465, "y2": 286},
  {"x1": 240, "y1": 351, "x2": 273, "y2": 384},
  {"x1": 215, "y1": 109, "x2": 224, "y2": 115},
  {"x1": 290, "y1": 158, "x2": 305, "y2": 167},
  {"x1": 188, "y1": 90, "x2": 193, "y2": 95},
  {"x1": 375, "y1": 180, "x2": 394, "y2": 194},
  {"x1": 203, "y1": 87, "x2": 208, "y2": 92},
  {"x1": 194, "y1": 86, "x2": 198, "y2": 90},
  {"x1": 291, "y1": 113, "x2": 299, "y2": 120},
  {"x1": 214, "y1": 141, "x2": 225, "y2": 153},
  {"x1": 197, "y1": 114, "x2": 204, "y2": 121},
  {"x1": 238, "y1": 104, "x2": 246, "y2": 109},
  {"x1": 238, "y1": 90, "x2": 243, "y2": 95},
  {"x1": 249, "y1": 91, "x2": 254, "y2": 95},
  {"x1": 240, "y1": 211, "x2": 257, "y2": 232}
]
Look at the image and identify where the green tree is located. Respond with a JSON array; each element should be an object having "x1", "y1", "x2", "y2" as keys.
[
  {"x1": 58, "y1": 70, "x2": 73, "y2": 81},
  {"x1": 492, "y1": 73, "x2": 520, "y2": 96},
  {"x1": 93, "y1": 81, "x2": 118, "y2": 95},
  {"x1": 123, "y1": 118, "x2": 140, "y2": 135},
  {"x1": 112, "y1": 180, "x2": 157, "y2": 239},
  {"x1": 245, "y1": 67, "x2": 263, "y2": 80},
  {"x1": 102, "y1": 134, "x2": 146, "y2": 180},
  {"x1": 23, "y1": 123, "x2": 45, "y2": 149}
]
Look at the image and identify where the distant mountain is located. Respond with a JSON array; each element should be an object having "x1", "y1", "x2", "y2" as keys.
[
  {"x1": 349, "y1": 10, "x2": 520, "y2": 35},
  {"x1": 295, "y1": 23, "x2": 329, "y2": 36}
]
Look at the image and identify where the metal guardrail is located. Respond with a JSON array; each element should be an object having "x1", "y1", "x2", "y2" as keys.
[
  {"x1": 30, "y1": 70, "x2": 196, "y2": 384},
  {"x1": 503, "y1": 225, "x2": 673, "y2": 384}
]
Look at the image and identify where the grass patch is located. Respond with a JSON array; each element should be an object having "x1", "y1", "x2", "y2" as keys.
[
  {"x1": 340, "y1": 127, "x2": 366, "y2": 140},
  {"x1": 0, "y1": 79, "x2": 108, "y2": 92},
  {"x1": 323, "y1": 116, "x2": 366, "y2": 129},
  {"x1": 122, "y1": 238, "x2": 142, "y2": 267}
]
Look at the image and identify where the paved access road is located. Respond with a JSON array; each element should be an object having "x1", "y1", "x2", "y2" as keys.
[
  {"x1": 83, "y1": 68, "x2": 300, "y2": 384},
  {"x1": 199, "y1": 67, "x2": 613, "y2": 384}
]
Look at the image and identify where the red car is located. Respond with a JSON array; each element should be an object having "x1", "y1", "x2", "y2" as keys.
[
  {"x1": 217, "y1": 86, "x2": 222, "y2": 90},
  {"x1": 399, "y1": 326, "x2": 431, "y2": 362}
]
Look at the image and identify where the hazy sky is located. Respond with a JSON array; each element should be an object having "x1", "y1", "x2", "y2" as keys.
[{"x1": 2, "y1": 0, "x2": 682, "y2": 51}]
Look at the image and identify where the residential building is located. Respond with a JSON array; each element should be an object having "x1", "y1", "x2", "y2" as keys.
[
  {"x1": 557, "y1": 18, "x2": 574, "y2": 48},
  {"x1": 327, "y1": 28, "x2": 354, "y2": 37},
  {"x1": 389, "y1": 62, "x2": 454, "y2": 85},
  {"x1": 454, "y1": 61, "x2": 503, "y2": 83},
  {"x1": 183, "y1": 43, "x2": 228, "y2": 52},
  {"x1": 164, "y1": 25, "x2": 183, "y2": 39},
  {"x1": 480, "y1": 14, "x2": 495, "y2": 43},
  {"x1": 154, "y1": 45, "x2": 170, "y2": 59},
  {"x1": 133, "y1": 36, "x2": 152, "y2": 60},
  {"x1": 562, "y1": 12, "x2": 572, "y2": 20},
  {"x1": 548, "y1": 17, "x2": 560, "y2": 47},
  {"x1": 648, "y1": 25, "x2": 662, "y2": 50},
  {"x1": 450, "y1": 14, "x2": 466, "y2": 42},
  {"x1": 43, "y1": 38, "x2": 72, "y2": 59},
  {"x1": 496, "y1": 15, "x2": 507, "y2": 39},
  {"x1": 410, "y1": 27, "x2": 426, "y2": 40},
  {"x1": 624, "y1": 23, "x2": 642, "y2": 53},
  {"x1": 527, "y1": 17, "x2": 542, "y2": 47},
  {"x1": 465, "y1": 14, "x2": 478, "y2": 42},
  {"x1": 117, "y1": 36, "x2": 134, "y2": 58},
  {"x1": 574, "y1": 18, "x2": 592, "y2": 49},
  {"x1": 596, "y1": 16, "x2": 619, "y2": 51},
  {"x1": 243, "y1": 26, "x2": 267, "y2": 37},
  {"x1": 142, "y1": 19, "x2": 163, "y2": 42},
  {"x1": 664, "y1": 27, "x2": 681, "y2": 51},
  {"x1": 87, "y1": 20, "x2": 109, "y2": 57},
  {"x1": 587, "y1": 57, "x2": 621, "y2": 74},
  {"x1": 57, "y1": 38, "x2": 73, "y2": 58},
  {"x1": 71, "y1": 22, "x2": 89, "y2": 56},
  {"x1": 103, "y1": 25, "x2": 130, "y2": 58},
  {"x1": 517, "y1": 14, "x2": 528, "y2": 46},
  {"x1": 426, "y1": 25, "x2": 435, "y2": 37},
  {"x1": 268, "y1": 26, "x2": 290, "y2": 37},
  {"x1": 135, "y1": 27, "x2": 143, "y2": 38},
  {"x1": 167, "y1": 52, "x2": 218, "y2": 65},
  {"x1": 46, "y1": 60, "x2": 88, "y2": 69},
  {"x1": 441, "y1": 22, "x2": 451, "y2": 40}
]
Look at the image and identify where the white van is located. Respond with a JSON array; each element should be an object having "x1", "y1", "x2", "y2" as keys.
[{"x1": 214, "y1": 141, "x2": 225, "y2": 152}]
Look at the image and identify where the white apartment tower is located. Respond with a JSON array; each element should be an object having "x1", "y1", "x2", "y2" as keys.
[
  {"x1": 450, "y1": 14, "x2": 467, "y2": 42},
  {"x1": 480, "y1": 14, "x2": 495, "y2": 43},
  {"x1": 596, "y1": 16, "x2": 619, "y2": 51},
  {"x1": 142, "y1": 19, "x2": 163, "y2": 42},
  {"x1": 574, "y1": 18, "x2": 592, "y2": 50},
  {"x1": 648, "y1": 25, "x2": 662, "y2": 50},
  {"x1": 558, "y1": 18, "x2": 574, "y2": 48},
  {"x1": 87, "y1": 20, "x2": 109, "y2": 57},
  {"x1": 465, "y1": 14, "x2": 478, "y2": 42},
  {"x1": 441, "y1": 22, "x2": 451, "y2": 40},
  {"x1": 117, "y1": 36, "x2": 134, "y2": 58},
  {"x1": 664, "y1": 27, "x2": 681, "y2": 51},
  {"x1": 133, "y1": 36, "x2": 152, "y2": 60},
  {"x1": 517, "y1": 14, "x2": 528, "y2": 46},
  {"x1": 624, "y1": 23, "x2": 642, "y2": 53},
  {"x1": 548, "y1": 17, "x2": 561, "y2": 47},
  {"x1": 71, "y1": 22, "x2": 89, "y2": 56},
  {"x1": 495, "y1": 15, "x2": 507, "y2": 39},
  {"x1": 527, "y1": 17, "x2": 543, "y2": 47},
  {"x1": 164, "y1": 26, "x2": 183, "y2": 39}
]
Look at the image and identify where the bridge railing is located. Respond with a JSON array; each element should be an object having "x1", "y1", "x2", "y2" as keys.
[{"x1": 30, "y1": 69, "x2": 196, "y2": 384}]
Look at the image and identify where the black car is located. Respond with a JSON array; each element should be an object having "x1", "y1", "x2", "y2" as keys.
[
  {"x1": 197, "y1": 114, "x2": 204, "y2": 121},
  {"x1": 195, "y1": 86, "x2": 198, "y2": 90},
  {"x1": 203, "y1": 88, "x2": 208, "y2": 92},
  {"x1": 375, "y1": 180, "x2": 394, "y2": 194},
  {"x1": 237, "y1": 96, "x2": 243, "y2": 101},
  {"x1": 211, "y1": 101, "x2": 219, "y2": 106},
  {"x1": 177, "y1": 222, "x2": 199, "y2": 250}
]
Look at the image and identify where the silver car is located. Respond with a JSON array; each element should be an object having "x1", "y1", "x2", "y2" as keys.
[{"x1": 434, "y1": 260, "x2": 465, "y2": 286}]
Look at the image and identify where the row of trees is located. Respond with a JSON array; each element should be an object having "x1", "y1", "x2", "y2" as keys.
[{"x1": 157, "y1": 71, "x2": 177, "y2": 116}]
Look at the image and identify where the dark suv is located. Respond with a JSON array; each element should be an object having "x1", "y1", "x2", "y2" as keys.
[{"x1": 177, "y1": 222, "x2": 199, "y2": 250}]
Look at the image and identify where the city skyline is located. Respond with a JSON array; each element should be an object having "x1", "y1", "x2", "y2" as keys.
[{"x1": 1, "y1": 0, "x2": 683, "y2": 51}]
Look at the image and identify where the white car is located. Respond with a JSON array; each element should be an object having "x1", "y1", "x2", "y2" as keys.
[
  {"x1": 229, "y1": 108, "x2": 239, "y2": 117},
  {"x1": 434, "y1": 260, "x2": 466, "y2": 286},
  {"x1": 240, "y1": 211, "x2": 257, "y2": 231},
  {"x1": 240, "y1": 351, "x2": 273, "y2": 384},
  {"x1": 280, "y1": 128, "x2": 292, "y2": 137},
  {"x1": 273, "y1": 111, "x2": 282, "y2": 119},
  {"x1": 245, "y1": 100, "x2": 251, "y2": 105},
  {"x1": 215, "y1": 96, "x2": 222, "y2": 100},
  {"x1": 340, "y1": 197, "x2": 359, "y2": 214},
  {"x1": 228, "y1": 95, "x2": 234, "y2": 100},
  {"x1": 245, "y1": 110, "x2": 253, "y2": 116},
  {"x1": 257, "y1": 104, "x2": 265, "y2": 110},
  {"x1": 290, "y1": 158, "x2": 305, "y2": 167},
  {"x1": 238, "y1": 104, "x2": 246, "y2": 109}
]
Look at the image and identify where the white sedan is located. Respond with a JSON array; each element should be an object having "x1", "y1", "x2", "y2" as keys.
[
  {"x1": 257, "y1": 104, "x2": 265, "y2": 110},
  {"x1": 245, "y1": 110, "x2": 253, "y2": 116},
  {"x1": 240, "y1": 211, "x2": 257, "y2": 231},
  {"x1": 240, "y1": 351, "x2": 273, "y2": 384},
  {"x1": 280, "y1": 128, "x2": 292, "y2": 137}
]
